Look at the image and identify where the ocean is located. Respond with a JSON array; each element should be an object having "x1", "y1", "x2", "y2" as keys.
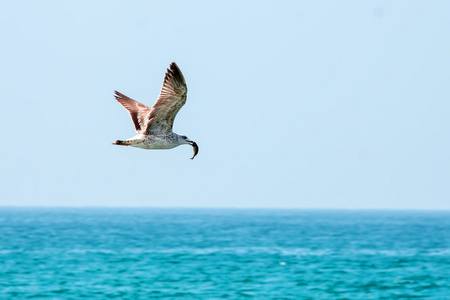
[{"x1": 0, "y1": 208, "x2": 449, "y2": 299}]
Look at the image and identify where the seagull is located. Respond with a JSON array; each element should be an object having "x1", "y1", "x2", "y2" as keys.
[{"x1": 113, "y1": 62, "x2": 198, "y2": 159}]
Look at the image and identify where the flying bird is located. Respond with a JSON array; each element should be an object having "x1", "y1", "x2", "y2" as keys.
[{"x1": 113, "y1": 62, "x2": 198, "y2": 159}]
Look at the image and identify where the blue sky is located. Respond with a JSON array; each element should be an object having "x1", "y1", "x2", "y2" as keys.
[{"x1": 1, "y1": 1, "x2": 449, "y2": 209}]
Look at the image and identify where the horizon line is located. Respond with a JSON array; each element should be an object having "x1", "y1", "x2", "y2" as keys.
[{"x1": 0, "y1": 206, "x2": 449, "y2": 212}]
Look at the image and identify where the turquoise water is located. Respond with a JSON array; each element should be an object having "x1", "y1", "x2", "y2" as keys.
[{"x1": 1, "y1": 208, "x2": 449, "y2": 299}]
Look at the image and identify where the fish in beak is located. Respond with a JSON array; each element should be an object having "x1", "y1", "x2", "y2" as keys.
[{"x1": 188, "y1": 141, "x2": 199, "y2": 159}]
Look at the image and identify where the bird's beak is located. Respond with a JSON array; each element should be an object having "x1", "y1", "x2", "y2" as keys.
[{"x1": 187, "y1": 141, "x2": 199, "y2": 160}]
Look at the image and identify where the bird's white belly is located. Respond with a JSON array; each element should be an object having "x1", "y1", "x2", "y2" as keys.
[{"x1": 129, "y1": 136, "x2": 179, "y2": 150}]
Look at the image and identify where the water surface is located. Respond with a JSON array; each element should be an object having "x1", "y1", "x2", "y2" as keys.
[{"x1": 1, "y1": 208, "x2": 449, "y2": 299}]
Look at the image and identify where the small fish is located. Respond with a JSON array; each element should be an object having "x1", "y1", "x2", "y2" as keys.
[{"x1": 190, "y1": 141, "x2": 199, "y2": 160}]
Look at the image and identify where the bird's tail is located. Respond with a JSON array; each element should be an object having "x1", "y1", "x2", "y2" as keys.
[{"x1": 112, "y1": 140, "x2": 129, "y2": 146}]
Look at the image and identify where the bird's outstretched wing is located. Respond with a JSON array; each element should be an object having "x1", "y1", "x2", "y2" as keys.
[
  {"x1": 146, "y1": 62, "x2": 188, "y2": 134},
  {"x1": 114, "y1": 91, "x2": 151, "y2": 134}
]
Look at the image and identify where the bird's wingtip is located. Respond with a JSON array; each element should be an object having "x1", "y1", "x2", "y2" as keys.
[{"x1": 169, "y1": 62, "x2": 180, "y2": 71}]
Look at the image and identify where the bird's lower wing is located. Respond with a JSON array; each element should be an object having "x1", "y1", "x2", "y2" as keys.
[{"x1": 114, "y1": 90, "x2": 151, "y2": 134}]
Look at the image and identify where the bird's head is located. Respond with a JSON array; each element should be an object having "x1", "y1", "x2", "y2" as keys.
[{"x1": 180, "y1": 135, "x2": 199, "y2": 160}]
